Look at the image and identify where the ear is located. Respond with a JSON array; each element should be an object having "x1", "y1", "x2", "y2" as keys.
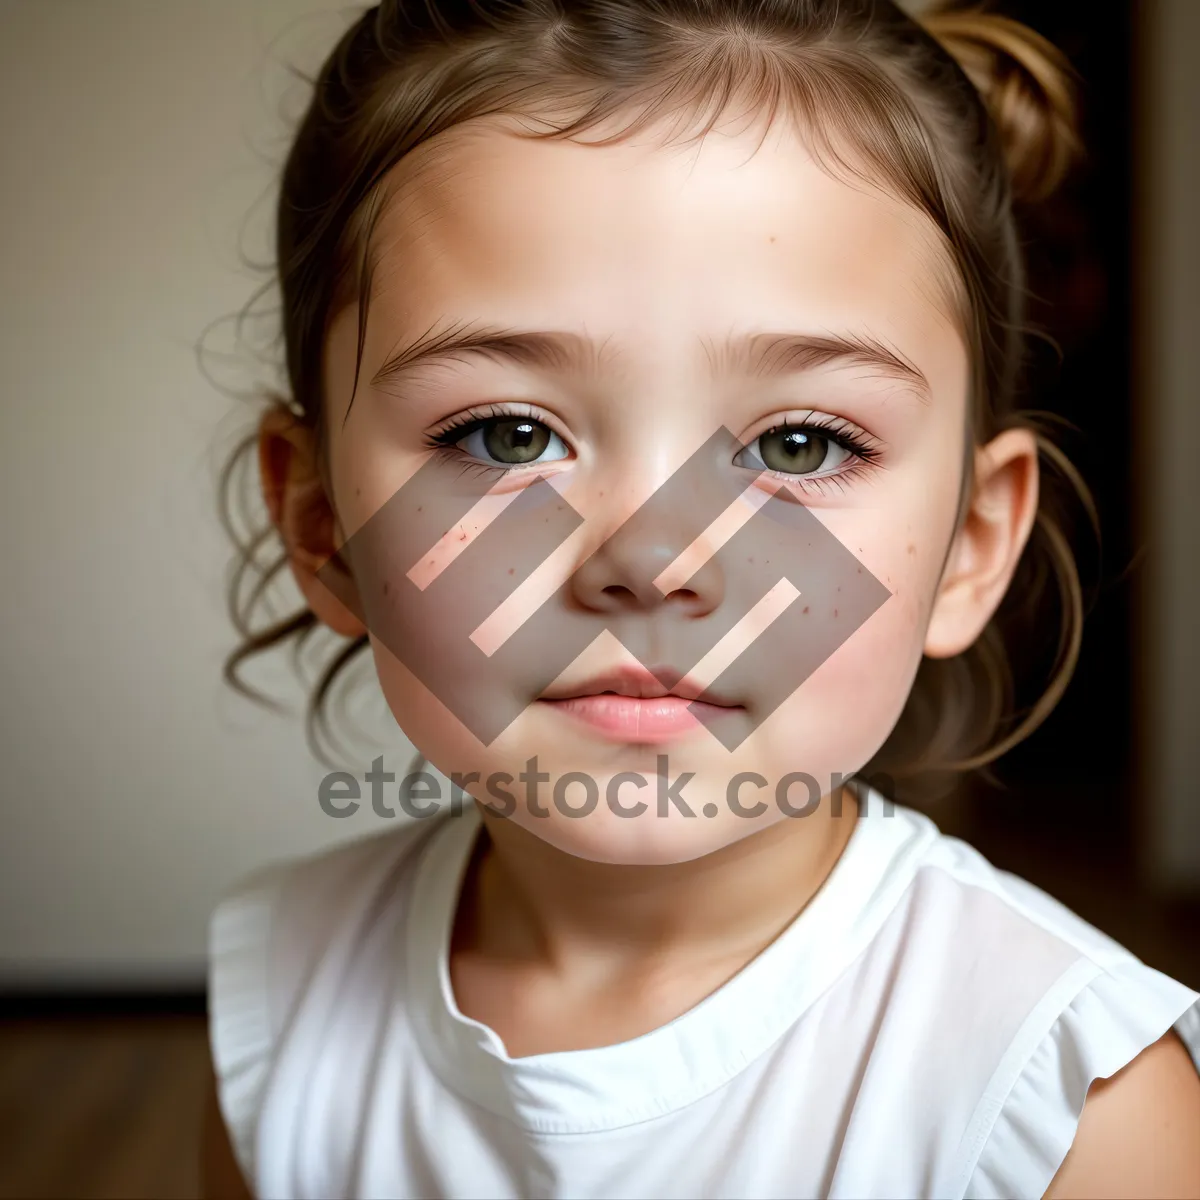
[
  {"x1": 924, "y1": 427, "x2": 1039, "y2": 658},
  {"x1": 258, "y1": 405, "x2": 366, "y2": 639}
]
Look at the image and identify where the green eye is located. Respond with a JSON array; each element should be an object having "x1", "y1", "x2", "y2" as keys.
[
  {"x1": 456, "y1": 417, "x2": 569, "y2": 466},
  {"x1": 740, "y1": 425, "x2": 850, "y2": 476}
]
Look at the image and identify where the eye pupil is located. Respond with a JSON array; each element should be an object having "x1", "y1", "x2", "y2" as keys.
[{"x1": 484, "y1": 418, "x2": 550, "y2": 464}]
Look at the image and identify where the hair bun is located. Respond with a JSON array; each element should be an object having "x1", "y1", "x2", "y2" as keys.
[{"x1": 918, "y1": 6, "x2": 1081, "y2": 202}]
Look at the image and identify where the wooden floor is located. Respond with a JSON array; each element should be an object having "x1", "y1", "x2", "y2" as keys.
[{"x1": 0, "y1": 1010, "x2": 208, "y2": 1200}]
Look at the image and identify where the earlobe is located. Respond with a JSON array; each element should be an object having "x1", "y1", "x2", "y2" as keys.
[
  {"x1": 924, "y1": 428, "x2": 1040, "y2": 659},
  {"x1": 257, "y1": 406, "x2": 367, "y2": 640}
]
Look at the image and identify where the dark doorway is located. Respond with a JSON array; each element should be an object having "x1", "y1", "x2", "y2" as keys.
[{"x1": 956, "y1": 0, "x2": 1137, "y2": 861}]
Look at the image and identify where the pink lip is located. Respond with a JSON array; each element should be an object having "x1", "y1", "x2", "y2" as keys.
[{"x1": 539, "y1": 694, "x2": 739, "y2": 743}]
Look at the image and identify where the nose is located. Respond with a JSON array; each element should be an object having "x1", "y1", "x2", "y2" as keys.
[
  {"x1": 569, "y1": 528, "x2": 723, "y2": 616},
  {"x1": 565, "y1": 434, "x2": 746, "y2": 619}
]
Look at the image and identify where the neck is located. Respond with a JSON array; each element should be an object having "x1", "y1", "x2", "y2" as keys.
[{"x1": 461, "y1": 787, "x2": 860, "y2": 980}]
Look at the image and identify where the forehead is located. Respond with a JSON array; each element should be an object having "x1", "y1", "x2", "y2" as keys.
[{"x1": 362, "y1": 114, "x2": 965, "y2": 384}]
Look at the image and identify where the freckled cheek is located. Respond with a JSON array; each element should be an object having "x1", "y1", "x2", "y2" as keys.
[
  {"x1": 783, "y1": 551, "x2": 932, "y2": 723},
  {"x1": 872, "y1": 545, "x2": 942, "y2": 633},
  {"x1": 826, "y1": 512, "x2": 945, "y2": 639},
  {"x1": 330, "y1": 436, "x2": 427, "y2": 539},
  {"x1": 827, "y1": 564, "x2": 926, "y2": 684}
]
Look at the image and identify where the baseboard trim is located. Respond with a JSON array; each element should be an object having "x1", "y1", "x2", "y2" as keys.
[{"x1": 0, "y1": 989, "x2": 207, "y2": 1018}]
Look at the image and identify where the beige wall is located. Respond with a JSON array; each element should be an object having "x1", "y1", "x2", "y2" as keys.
[{"x1": 0, "y1": 1, "x2": 416, "y2": 987}]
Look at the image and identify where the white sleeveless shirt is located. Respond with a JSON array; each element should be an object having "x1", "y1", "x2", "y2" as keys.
[{"x1": 208, "y1": 783, "x2": 1200, "y2": 1199}]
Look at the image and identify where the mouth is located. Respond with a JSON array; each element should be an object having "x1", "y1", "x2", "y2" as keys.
[{"x1": 537, "y1": 665, "x2": 744, "y2": 743}]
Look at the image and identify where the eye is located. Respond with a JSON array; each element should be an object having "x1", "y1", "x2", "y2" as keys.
[
  {"x1": 736, "y1": 425, "x2": 853, "y2": 476},
  {"x1": 446, "y1": 415, "x2": 570, "y2": 467}
]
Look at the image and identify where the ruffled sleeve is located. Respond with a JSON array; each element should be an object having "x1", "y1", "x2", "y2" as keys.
[
  {"x1": 207, "y1": 862, "x2": 290, "y2": 1188},
  {"x1": 961, "y1": 957, "x2": 1200, "y2": 1199}
]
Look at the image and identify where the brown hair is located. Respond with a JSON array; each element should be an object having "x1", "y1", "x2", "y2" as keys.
[{"x1": 215, "y1": 0, "x2": 1094, "y2": 790}]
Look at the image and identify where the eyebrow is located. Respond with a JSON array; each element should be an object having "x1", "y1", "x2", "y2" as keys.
[{"x1": 370, "y1": 320, "x2": 931, "y2": 400}]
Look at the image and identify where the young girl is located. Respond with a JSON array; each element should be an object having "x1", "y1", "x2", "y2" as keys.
[{"x1": 205, "y1": 1, "x2": 1200, "y2": 1196}]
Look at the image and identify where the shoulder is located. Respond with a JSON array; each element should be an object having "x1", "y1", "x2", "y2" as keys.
[
  {"x1": 890, "y1": 820, "x2": 1200, "y2": 1199},
  {"x1": 208, "y1": 814, "x2": 444, "y2": 1032},
  {"x1": 954, "y1": 948, "x2": 1200, "y2": 1200},
  {"x1": 205, "y1": 813, "x2": 450, "y2": 1189},
  {"x1": 1043, "y1": 1026, "x2": 1200, "y2": 1199}
]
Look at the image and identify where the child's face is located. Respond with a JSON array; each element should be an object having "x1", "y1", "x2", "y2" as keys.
[{"x1": 310, "y1": 112, "x2": 1023, "y2": 864}]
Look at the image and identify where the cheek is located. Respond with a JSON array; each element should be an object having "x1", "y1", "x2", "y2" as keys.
[
  {"x1": 371, "y1": 643, "x2": 506, "y2": 782},
  {"x1": 329, "y1": 436, "x2": 415, "y2": 542},
  {"x1": 813, "y1": 557, "x2": 930, "y2": 715},
  {"x1": 755, "y1": 513, "x2": 950, "y2": 772},
  {"x1": 849, "y1": 501, "x2": 958, "y2": 680}
]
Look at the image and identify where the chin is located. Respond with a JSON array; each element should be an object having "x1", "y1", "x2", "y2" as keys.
[{"x1": 491, "y1": 790, "x2": 785, "y2": 866}]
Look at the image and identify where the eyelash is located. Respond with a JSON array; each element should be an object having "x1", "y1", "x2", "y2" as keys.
[
  {"x1": 748, "y1": 413, "x2": 883, "y2": 496},
  {"x1": 424, "y1": 403, "x2": 884, "y2": 495},
  {"x1": 424, "y1": 403, "x2": 557, "y2": 481}
]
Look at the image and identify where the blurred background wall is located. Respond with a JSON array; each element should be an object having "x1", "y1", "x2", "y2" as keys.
[
  {"x1": 0, "y1": 0, "x2": 422, "y2": 993},
  {"x1": 0, "y1": 0, "x2": 1196, "y2": 988}
]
